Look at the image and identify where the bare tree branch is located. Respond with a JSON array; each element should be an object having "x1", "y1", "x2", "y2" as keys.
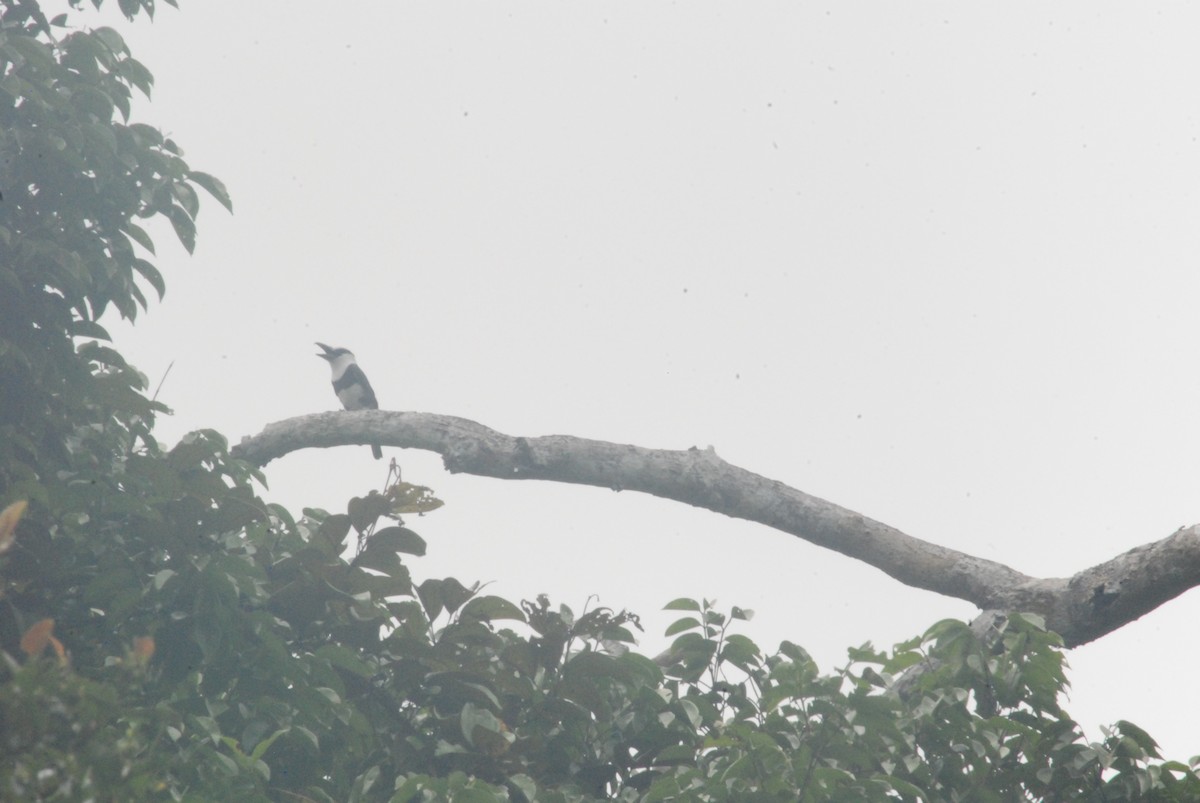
[{"x1": 232, "y1": 411, "x2": 1200, "y2": 647}]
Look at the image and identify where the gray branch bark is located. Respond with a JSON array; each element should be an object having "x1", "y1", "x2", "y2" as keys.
[{"x1": 232, "y1": 411, "x2": 1200, "y2": 647}]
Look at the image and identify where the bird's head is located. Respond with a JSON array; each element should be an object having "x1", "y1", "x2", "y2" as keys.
[{"x1": 316, "y1": 342, "x2": 354, "y2": 363}]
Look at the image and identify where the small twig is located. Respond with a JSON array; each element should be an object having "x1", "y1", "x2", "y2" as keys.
[{"x1": 151, "y1": 360, "x2": 174, "y2": 402}]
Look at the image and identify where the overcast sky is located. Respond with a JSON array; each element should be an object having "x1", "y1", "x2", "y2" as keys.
[{"x1": 75, "y1": 2, "x2": 1200, "y2": 760}]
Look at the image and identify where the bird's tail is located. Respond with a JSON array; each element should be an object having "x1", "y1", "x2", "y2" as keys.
[{"x1": 371, "y1": 444, "x2": 383, "y2": 460}]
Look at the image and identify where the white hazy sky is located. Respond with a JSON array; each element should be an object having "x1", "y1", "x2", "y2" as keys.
[{"x1": 74, "y1": 2, "x2": 1200, "y2": 760}]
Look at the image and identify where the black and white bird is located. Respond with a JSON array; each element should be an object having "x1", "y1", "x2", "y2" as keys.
[{"x1": 316, "y1": 342, "x2": 382, "y2": 459}]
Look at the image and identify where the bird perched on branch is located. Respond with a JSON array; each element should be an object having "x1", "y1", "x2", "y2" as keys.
[{"x1": 316, "y1": 342, "x2": 382, "y2": 459}]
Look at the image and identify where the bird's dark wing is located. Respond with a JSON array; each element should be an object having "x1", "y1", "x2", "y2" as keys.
[{"x1": 333, "y1": 363, "x2": 379, "y2": 410}]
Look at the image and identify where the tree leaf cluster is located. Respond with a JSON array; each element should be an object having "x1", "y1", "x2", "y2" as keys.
[{"x1": 0, "y1": 0, "x2": 229, "y2": 525}]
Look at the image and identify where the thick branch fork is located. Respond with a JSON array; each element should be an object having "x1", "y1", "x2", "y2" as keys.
[{"x1": 233, "y1": 411, "x2": 1200, "y2": 647}]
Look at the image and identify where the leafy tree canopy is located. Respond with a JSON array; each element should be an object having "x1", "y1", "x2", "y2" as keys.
[{"x1": 0, "y1": 1, "x2": 1197, "y2": 800}]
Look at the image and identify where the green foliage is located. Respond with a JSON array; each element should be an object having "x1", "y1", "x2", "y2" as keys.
[
  {"x1": 1, "y1": 1, "x2": 1199, "y2": 800},
  {"x1": 9, "y1": 513, "x2": 1200, "y2": 803},
  {"x1": 637, "y1": 603, "x2": 1200, "y2": 802},
  {"x1": 0, "y1": 0, "x2": 228, "y2": 524}
]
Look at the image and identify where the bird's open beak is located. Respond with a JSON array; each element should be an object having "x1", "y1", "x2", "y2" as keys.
[{"x1": 315, "y1": 342, "x2": 332, "y2": 358}]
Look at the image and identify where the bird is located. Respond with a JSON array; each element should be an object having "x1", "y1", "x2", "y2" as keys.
[{"x1": 315, "y1": 342, "x2": 382, "y2": 459}]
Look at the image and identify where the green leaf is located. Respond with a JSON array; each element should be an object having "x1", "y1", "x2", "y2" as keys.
[
  {"x1": 1011, "y1": 611, "x2": 1048, "y2": 631},
  {"x1": 352, "y1": 546, "x2": 411, "y2": 587},
  {"x1": 645, "y1": 775, "x2": 683, "y2": 801},
  {"x1": 189, "y1": 170, "x2": 233, "y2": 212},
  {"x1": 846, "y1": 642, "x2": 886, "y2": 663},
  {"x1": 349, "y1": 765, "x2": 381, "y2": 802},
  {"x1": 347, "y1": 491, "x2": 391, "y2": 534},
  {"x1": 189, "y1": 714, "x2": 223, "y2": 745},
  {"x1": 460, "y1": 702, "x2": 495, "y2": 743},
  {"x1": 74, "y1": 86, "x2": 115, "y2": 121},
  {"x1": 132, "y1": 258, "x2": 165, "y2": 300},
  {"x1": 172, "y1": 181, "x2": 200, "y2": 219},
  {"x1": 663, "y1": 597, "x2": 701, "y2": 612},
  {"x1": 292, "y1": 726, "x2": 319, "y2": 751},
  {"x1": 315, "y1": 644, "x2": 375, "y2": 678},
  {"x1": 7, "y1": 36, "x2": 55, "y2": 72},
  {"x1": 166, "y1": 204, "x2": 196, "y2": 253},
  {"x1": 317, "y1": 513, "x2": 351, "y2": 547},
  {"x1": 127, "y1": 122, "x2": 164, "y2": 147},
  {"x1": 1114, "y1": 720, "x2": 1161, "y2": 756},
  {"x1": 79, "y1": 342, "x2": 129, "y2": 369},
  {"x1": 459, "y1": 595, "x2": 526, "y2": 623},
  {"x1": 418, "y1": 577, "x2": 474, "y2": 619},
  {"x1": 248, "y1": 728, "x2": 287, "y2": 762},
  {"x1": 664, "y1": 616, "x2": 701, "y2": 637},
  {"x1": 92, "y1": 27, "x2": 129, "y2": 56},
  {"x1": 69, "y1": 318, "x2": 111, "y2": 341},
  {"x1": 363, "y1": 526, "x2": 426, "y2": 556},
  {"x1": 507, "y1": 775, "x2": 538, "y2": 801},
  {"x1": 389, "y1": 482, "x2": 444, "y2": 515},
  {"x1": 123, "y1": 222, "x2": 156, "y2": 254},
  {"x1": 82, "y1": 117, "x2": 118, "y2": 153},
  {"x1": 720, "y1": 634, "x2": 761, "y2": 671},
  {"x1": 110, "y1": 88, "x2": 131, "y2": 122},
  {"x1": 119, "y1": 56, "x2": 154, "y2": 97}
]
